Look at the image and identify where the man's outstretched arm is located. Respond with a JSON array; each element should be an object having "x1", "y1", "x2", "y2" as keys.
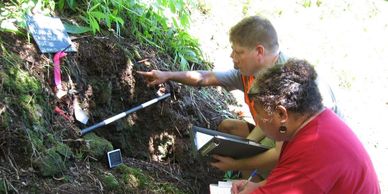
[{"x1": 137, "y1": 70, "x2": 220, "y2": 87}]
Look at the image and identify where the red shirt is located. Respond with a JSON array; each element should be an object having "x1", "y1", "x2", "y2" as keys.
[{"x1": 252, "y1": 109, "x2": 380, "y2": 194}]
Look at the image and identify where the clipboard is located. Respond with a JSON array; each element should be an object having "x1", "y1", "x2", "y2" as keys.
[{"x1": 191, "y1": 126, "x2": 269, "y2": 159}]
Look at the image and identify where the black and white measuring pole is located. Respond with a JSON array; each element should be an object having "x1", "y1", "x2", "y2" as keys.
[{"x1": 80, "y1": 93, "x2": 171, "y2": 136}]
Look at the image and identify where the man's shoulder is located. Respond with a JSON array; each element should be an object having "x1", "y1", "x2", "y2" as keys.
[
  {"x1": 213, "y1": 69, "x2": 244, "y2": 91},
  {"x1": 213, "y1": 69, "x2": 242, "y2": 79}
]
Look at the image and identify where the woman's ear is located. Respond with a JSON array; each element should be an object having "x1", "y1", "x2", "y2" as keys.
[{"x1": 275, "y1": 105, "x2": 288, "y2": 123}]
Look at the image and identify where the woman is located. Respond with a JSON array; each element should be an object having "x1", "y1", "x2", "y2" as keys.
[{"x1": 232, "y1": 59, "x2": 380, "y2": 194}]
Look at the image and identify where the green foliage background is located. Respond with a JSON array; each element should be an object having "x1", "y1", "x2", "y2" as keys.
[{"x1": 0, "y1": 0, "x2": 209, "y2": 71}]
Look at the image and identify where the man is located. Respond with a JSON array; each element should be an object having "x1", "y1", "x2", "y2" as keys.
[{"x1": 138, "y1": 16, "x2": 339, "y2": 177}]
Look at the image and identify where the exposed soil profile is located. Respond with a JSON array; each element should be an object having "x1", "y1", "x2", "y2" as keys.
[{"x1": 0, "y1": 32, "x2": 237, "y2": 193}]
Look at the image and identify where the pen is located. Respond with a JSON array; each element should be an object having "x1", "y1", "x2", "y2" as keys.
[{"x1": 239, "y1": 169, "x2": 258, "y2": 192}]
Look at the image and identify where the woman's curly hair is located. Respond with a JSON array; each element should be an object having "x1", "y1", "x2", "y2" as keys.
[{"x1": 249, "y1": 58, "x2": 323, "y2": 115}]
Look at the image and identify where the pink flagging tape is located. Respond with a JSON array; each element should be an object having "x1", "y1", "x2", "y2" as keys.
[{"x1": 53, "y1": 51, "x2": 67, "y2": 90}]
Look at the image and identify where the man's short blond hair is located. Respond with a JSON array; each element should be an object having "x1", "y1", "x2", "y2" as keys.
[{"x1": 229, "y1": 16, "x2": 279, "y2": 52}]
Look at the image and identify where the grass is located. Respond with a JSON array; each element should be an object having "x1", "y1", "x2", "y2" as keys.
[
  {"x1": 111, "y1": 164, "x2": 185, "y2": 193},
  {"x1": 102, "y1": 173, "x2": 120, "y2": 191}
]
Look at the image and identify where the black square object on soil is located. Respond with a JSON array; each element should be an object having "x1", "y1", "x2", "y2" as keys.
[
  {"x1": 26, "y1": 14, "x2": 76, "y2": 53},
  {"x1": 107, "y1": 149, "x2": 122, "y2": 168}
]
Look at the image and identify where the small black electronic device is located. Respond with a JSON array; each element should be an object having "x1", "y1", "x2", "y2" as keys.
[{"x1": 107, "y1": 149, "x2": 123, "y2": 168}]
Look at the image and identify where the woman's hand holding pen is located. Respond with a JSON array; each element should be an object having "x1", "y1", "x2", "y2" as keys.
[{"x1": 231, "y1": 180, "x2": 258, "y2": 194}]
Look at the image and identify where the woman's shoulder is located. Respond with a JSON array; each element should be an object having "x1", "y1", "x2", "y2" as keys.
[{"x1": 279, "y1": 109, "x2": 345, "y2": 167}]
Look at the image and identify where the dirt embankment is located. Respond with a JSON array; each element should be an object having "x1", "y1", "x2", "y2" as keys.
[{"x1": 0, "y1": 32, "x2": 237, "y2": 193}]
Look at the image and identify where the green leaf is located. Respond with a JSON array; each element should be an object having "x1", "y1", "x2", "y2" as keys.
[
  {"x1": 172, "y1": 17, "x2": 179, "y2": 29},
  {"x1": 106, "y1": 16, "x2": 112, "y2": 28},
  {"x1": 182, "y1": 49, "x2": 198, "y2": 62},
  {"x1": 116, "y1": 17, "x2": 124, "y2": 25},
  {"x1": 58, "y1": 0, "x2": 65, "y2": 10},
  {"x1": 67, "y1": 0, "x2": 76, "y2": 9},
  {"x1": 89, "y1": 3, "x2": 101, "y2": 12},
  {"x1": 89, "y1": 16, "x2": 100, "y2": 34},
  {"x1": 179, "y1": 54, "x2": 189, "y2": 71},
  {"x1": 89, "y1": 11, "x2": 106, "y2": 20},
  {"x1": 175, "y1": 1, "x2": 183, "y2": 11},
  {"x1": 180, "y1": 14, "x2": 189, "y2": 28},
  {"x1": 169, "y1": 3, "x2": 176, "y2": 13},
  {"x1": 64, "y1": 23, "x2": 91, "y2": 34}
]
